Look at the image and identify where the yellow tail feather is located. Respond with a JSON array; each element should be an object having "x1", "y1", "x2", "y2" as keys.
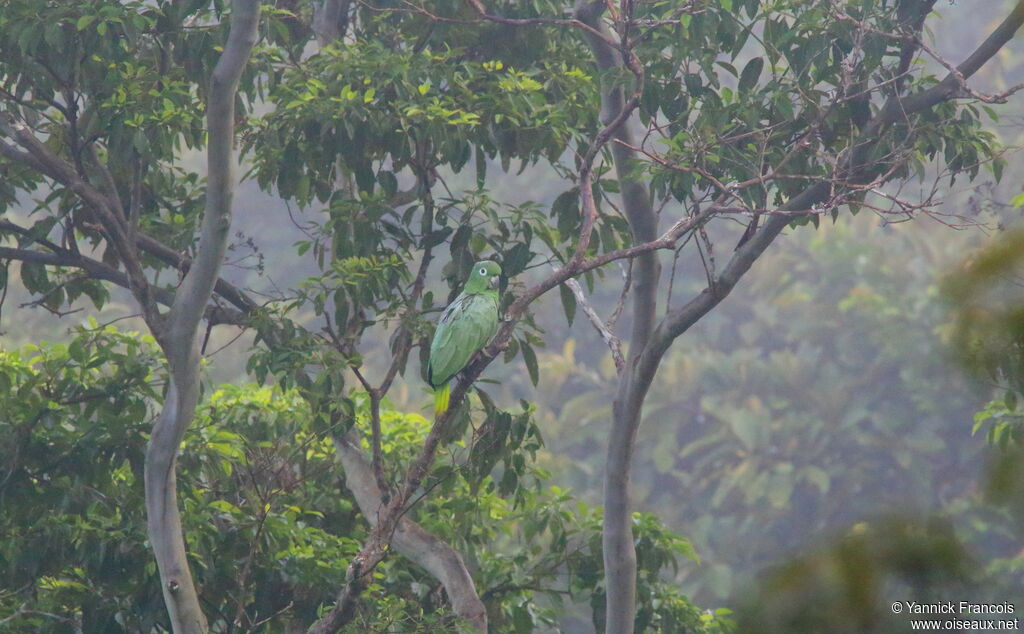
[{"x1": 434, "y1": 383, "x2": 451, "y2": 417}]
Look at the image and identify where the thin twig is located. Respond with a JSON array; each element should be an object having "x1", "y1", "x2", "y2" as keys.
[{"x1": 554, "y1": 264, "x2": 624, "y2": 371}]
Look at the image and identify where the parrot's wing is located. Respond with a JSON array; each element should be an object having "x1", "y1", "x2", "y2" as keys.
[
  {"x1": 428, "y1": 293, "x2": 473, "y2": 387},
  {"x1": 428, "y1": 292, "x2": 498, "y2": 387},
  {"x1": 458, "y1": 292, "x2": 499, "y2": 356}
]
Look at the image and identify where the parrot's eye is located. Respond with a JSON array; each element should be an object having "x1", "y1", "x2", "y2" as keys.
[{"x1": 479, "y1": 267, "x2": 487, "y2": 275}]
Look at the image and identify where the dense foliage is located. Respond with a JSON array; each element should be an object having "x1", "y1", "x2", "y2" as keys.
[{"x1": 0, "y1": 325, "x2": 731, "y2": 632}]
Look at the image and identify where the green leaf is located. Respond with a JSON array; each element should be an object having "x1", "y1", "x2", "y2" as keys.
[
  {"x1": 76, "y1": 15, "x2": 96, "y2": 31},
  {"x1": 502, "y1": 243, "x2": 532, "y2": 276},
  {"x1": 738, "y1": 57, "x2": 763, "y2": 93},
  {"x1": 354, "y1": 164, "x2": 375, "y2": 194},
  {"x1": 804, "y1": 466, "x2": 830, "y2": 494},
  {"x1": 559, "y1": 283, "x2": 576, "y2": 327},
  {"x1": 209, "y1": 499, "x2": 242, "y2": 515},
  {"x1": 421, "y1": 227, "x2": 453, "y2": 249},
  {"x1": 475, "y1": 147, "x2": 487, "y2": 190},
  {"x1": 20, "y1": 260, "x2": 48, "y2": 294},
  {"x1": 19, "y1": 217, "x2": 57, "y2": 248},
  {"x1": 684, "y1": 73, "x2": 703, "y2": 97},
  {"x1": 378, "y1": 170, "x2": 398, "y2": 197},
  {"x1": 552, "y1": 189, "x2": 579, "y2": 239},
  {"x1": 521, "y1": 340, "x2": 539, "y2": 387}
]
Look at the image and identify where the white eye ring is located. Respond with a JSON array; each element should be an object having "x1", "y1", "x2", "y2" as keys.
[{"x1": 479, "y1": 267, "x2": 487, "y2": 275}]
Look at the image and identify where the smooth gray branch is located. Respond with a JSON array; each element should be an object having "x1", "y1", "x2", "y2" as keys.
[
  {"x1": 555, "y1": 265, "x2": 625, "y2": 371},
  {"x1": 333, "y1": 431, "x2": 488, "y2": 633}
]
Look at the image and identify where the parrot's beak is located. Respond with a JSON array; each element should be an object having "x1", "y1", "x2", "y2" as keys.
[{"x1": 490, "y1": 275, "x2": 500, "y2": 289}]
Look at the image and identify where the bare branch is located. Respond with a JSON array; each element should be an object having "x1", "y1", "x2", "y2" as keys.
[
  {"x1": 607, "y1": 260, "x2": 631, "y2": 330},
  {"x1": 367, "y1": 392, "x2": 390, "y2": 500},
  {"x1": 379, "y1": 175, "x2": 435, "y2": 396},
  {"x1": 0, "y1": 223, "x2": 245, "y2": 326},
  {"x1": 559, "y1": 270, "x2": 624, "y2": 371},
  {"x1": 134, "y1": 230, "x2": 258, "y2": 314}
]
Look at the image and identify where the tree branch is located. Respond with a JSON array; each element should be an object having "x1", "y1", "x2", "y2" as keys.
[
  {"x1": 166, "y1": 2, "x2": 258, "y2": 354},
  {"x1": 308, "y1": 370, "x2": 480, "y2": 633},
  {"x1": 0, "y1": 136, "x2": 50, "y2": 175},
  {"x1": 0, "y1": 218, "x2": 247, "y2": 326},
  {"x1": 562, "y1": 273, "x2": 624, "y2": 371},
  {"x1": 631, "y1": 0, "x2": 1024, "y2": 431},
  {"x1": 0, "y1": 113, "x2": 160, "y2": 325},
  {"x1": 611, "y1": 1, "x2": 1024, "y2": 429},
  {"x1": 652, "y1": 0, "x2": 1024, "y2": 364},
  {"x1": 333, "y1": 431, "x2": 488, "y2": 633},
  {"x1": 134, "y1": 230, "x2": 258, "y2": 314},
  {"x1": 303, "y1": 161, "x2": 724, "y2": 634},
  {"x1": 0, "y1": 122, "x2": 258, "y2": 322}
]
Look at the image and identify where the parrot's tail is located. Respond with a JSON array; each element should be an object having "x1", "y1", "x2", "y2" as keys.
[{"x1": 434, "y1": 382, "x2": 450, "y2": 417}]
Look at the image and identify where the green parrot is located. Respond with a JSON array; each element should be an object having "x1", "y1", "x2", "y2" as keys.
[{"x1": 428, "y1": 260, "x2": 502, "y2": 416}]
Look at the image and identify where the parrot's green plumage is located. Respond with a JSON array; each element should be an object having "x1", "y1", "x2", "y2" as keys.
[{"x1": 428, "y1": 260, "x2": 502, "y2": 415}]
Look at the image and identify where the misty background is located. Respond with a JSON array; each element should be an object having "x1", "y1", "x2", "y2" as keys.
[{"x1": 2, "y1": 1, "x2": 1023, "y2": 618}]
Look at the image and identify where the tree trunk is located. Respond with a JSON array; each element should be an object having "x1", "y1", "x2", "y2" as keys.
[
  {"x1": 143, "y1": 2, "x2": 260, "y2": 630},
  {"x1": 146, "y1": 378, "x2": 208, "y2": 633}
]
